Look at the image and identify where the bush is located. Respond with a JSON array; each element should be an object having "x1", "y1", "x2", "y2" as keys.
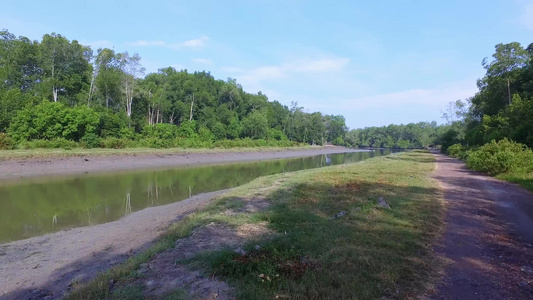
[
  {"x1": 19, "y1": 138, "x2": 79, "y2": 150},
  {"x1": 81, "y1": 133, "x2": 100, "y2": 149},
  {"x1": 8, "y1": 101, "x2": 99, "y2": 142},
  {"x1": 0, "y1": 133, "x2": 14, "y2": 150},
  {"x1": 99, "y1": 137, "x2": 129, "y2": 149},
  {"x1": 143, "y1": 123, "x2": 178, "y2": 140},
  {"x1": 333, "y1": 136, "x2": 345, "y2": 146},
  {"x1": 447, "y1": 144, "x2": 463, "y2": 158},
  {"x1": 466, "y1": 139, "x2": 533, "y2": 175}
]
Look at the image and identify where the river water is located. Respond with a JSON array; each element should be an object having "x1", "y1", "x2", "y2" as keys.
[{"x1": 0, "y1": 150, "x2": 391, "y2": 243}]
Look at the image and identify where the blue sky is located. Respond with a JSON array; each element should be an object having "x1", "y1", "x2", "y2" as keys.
[{"x1": 2, "y1": 0, "x2": 532, "y2": 129}]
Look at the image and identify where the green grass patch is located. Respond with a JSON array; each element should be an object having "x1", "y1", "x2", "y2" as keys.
[
  {"x1": 190, "y1": 151, "x2": 444, "y2": 299},
  {"x1": 66, "y1": 151, "x2": 444, "y2": 299},
  {"x1": 497, "y1": 172, "x2": 533, "y2": 192}
]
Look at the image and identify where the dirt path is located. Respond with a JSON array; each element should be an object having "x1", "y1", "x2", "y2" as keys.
[
  {"x1": 0, "y1": 190, "x2": 228, "y2": 300},
  {"x1": 431, "y1": 152, "x2": 533, "y2": 299},
  {"x1": 0, "y1": 146, "x2": 365, "y2": 180}
]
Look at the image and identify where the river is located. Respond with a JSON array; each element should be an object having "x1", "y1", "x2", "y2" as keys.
[{"x1": 0, "y1": 150, "x2": 391, "y2": 244}]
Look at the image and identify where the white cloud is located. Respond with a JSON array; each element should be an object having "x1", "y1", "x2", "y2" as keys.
[
  {"x1": 232, "y1": 56, "x2": 350, "y2": 87},
  {"x1": 181, "y1": 36, "x2": 208, "y2": 48},
  {"x1": 338, "y1": 81, "x2": 478, "y2": 111},
  {"x1": 128, "y1": 36, "x2": 208, "y2": 50},
  {"x1": 520, "y1": 4, "x2": 533, "y2": 30},
  {"x1": 193, "y1": 58, "x2": 212, "y2": 64}
]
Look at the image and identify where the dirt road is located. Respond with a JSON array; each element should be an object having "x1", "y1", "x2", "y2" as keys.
[{"x1": 431, "y1": 153, "x2": 533, "y2": 299}]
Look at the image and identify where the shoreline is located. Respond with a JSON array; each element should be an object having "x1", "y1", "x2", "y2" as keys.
[
  {"x1": 0, "y1": 146, "x2": 368, "y2": 181},
  {"x1": 0, "y1": 190, "x2": 228, "y2": 299}
]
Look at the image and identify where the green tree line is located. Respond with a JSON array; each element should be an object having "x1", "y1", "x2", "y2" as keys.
[
  {"x1": 344, "y1": 122, "x2": 443, "y2": 149},
  {"x1": 0, "y1": 29, "x2": 348, "y2": 149}
]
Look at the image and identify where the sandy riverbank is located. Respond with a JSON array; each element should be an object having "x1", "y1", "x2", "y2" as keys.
[{"x1": 0, "y1": 146, "x2": 367, "y2": 181}]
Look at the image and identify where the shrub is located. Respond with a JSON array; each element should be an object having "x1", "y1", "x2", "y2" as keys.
[
  {"x1": 8, "y1": 101, "x2": 100, "y2": 143},
  {"x1": 333, "y1": 136, "x2": 345, "y2": 146},
  {"x1": 81, "y1": 133, "x2": 100, "y2": 149},
  {"x1": 99, "y1": 137, "x2": 129, "y2": 149},
  {"x1": 447, "y1": 144, "x2": 463, "y2": 158},
  {"x1": 143, "y1": 123, "x2": 178, "y2": 140},
  {"x1": 0, "y1": 133, "x2": 14, "y2": 150},
  {"x1": 466, "y1": 139, "x2": 533, "y2": 175},
  {"x1": 19, "y1": 138, "x2": 78, "y2": 150}
]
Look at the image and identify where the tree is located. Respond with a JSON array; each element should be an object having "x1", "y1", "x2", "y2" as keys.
[
  {"x1": 94, "y1": 48, "x2": 122, "y2": 109},
  {"x1": 117, "y1": 52, "x2": 144, "y2": 117},
  {"x1": 242, "y1": 110, "x2": 268, "y2": 139},
  {"x1": 39, "y1": 33, "x2": 92, "y2": 103}
]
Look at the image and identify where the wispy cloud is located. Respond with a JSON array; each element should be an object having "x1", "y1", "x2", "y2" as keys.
[
  {"x1": 232, "y1": 56, "x2": 350, "y2": 87},
  {"x1": 337, "y1": 81, "x2": 478, "y2": 111},
  {"x1": 128, "y1": 36, "x2": 209, "y2": 50},
  {"x1": 520, "y1": 4, "x2": 533, "y2": 30},
  {"x1": 180, "y1": 36, "x2": 208, "y2": 49},
  {"x1": 193, "y1": 58, "x2": 212, "y2": 64}
]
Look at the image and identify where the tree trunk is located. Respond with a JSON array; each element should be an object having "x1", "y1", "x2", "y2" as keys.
[{"x1": 189, "y1": 93, "x2": 194, "y2": 121}]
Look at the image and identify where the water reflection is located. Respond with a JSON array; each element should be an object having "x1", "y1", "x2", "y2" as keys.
[{"x1": 0, "y1": 150, "x2": 390, "y2": 243}]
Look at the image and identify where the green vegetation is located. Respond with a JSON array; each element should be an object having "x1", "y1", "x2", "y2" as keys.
[
  {"x1": 441, "y1": 42, "x2": 533, "y2": 149},
  {"x1": 447, "y1": 139, "x2": 533, "y2": 192},
  {"x1": 344, "y1": 122, "x2": 443, "y2": 149},
  {"x1": 67, "y1": 151, "x2": 444, "y2": 299},
  {"x1": 441, "y1": 41, "x2": 533, "y2": 191},
  {"x1": 0, "y1": 30, "x2": 348, "y2": 150}
]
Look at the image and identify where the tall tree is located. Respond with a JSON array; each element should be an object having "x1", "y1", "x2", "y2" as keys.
[{"x1": 117, "y1": 52, "x2": 144, "y2": 117}]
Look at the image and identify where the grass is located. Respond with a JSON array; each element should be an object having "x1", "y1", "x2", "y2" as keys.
[
  {"x1": 66, "y1": 150, "x2": 444, "y2": 299},
  {"x1": 497, "y1": 172, "x2": 533, "y2": 192},
  {"x1": 0, "y1": 145, "x2": 314, "y2": 160}
]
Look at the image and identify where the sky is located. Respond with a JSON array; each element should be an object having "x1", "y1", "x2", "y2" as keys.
[{"x1": 1, "y1": 0, "x2": 532, "y2": 129}]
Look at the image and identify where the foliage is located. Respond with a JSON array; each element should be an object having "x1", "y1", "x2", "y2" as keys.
[
  {"x1": 466, "y1": 139, "x2": 533, "y2": 175},
  {"x1": 332, "y1": 136, "x2": 344, "y2": 146},
  {"x1": 0, "y1": 133, "x2": 13, "y2": 150},
  {"x1": 446, "y1": 144, "x2": 464, "y2": 158},
  {"x1": 99, "y1": 137, "x2": 129, "y2": 149},
  {"x1": 81, "y1": 133, "x2": 100, "y2": 149},
  {"x1": 8, "y1": 101, "x2": 99, "y2": 142},
  {"x1": 345, "y1": 122, "x2": 441, "y2": 149},
  {"x1": 19, "y1": 138, "x2": 79, "y2": 150}
]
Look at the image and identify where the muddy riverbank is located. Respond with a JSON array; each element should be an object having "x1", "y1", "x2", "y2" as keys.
[{"x1": 0, "y1": 146, "x2": 367, "y2": 181}]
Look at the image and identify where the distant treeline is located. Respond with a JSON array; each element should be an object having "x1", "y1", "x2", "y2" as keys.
[
  {"x1": 344, "y1": 122, "x2": 443, "y2": 149},
  {"x1": 0, "y1": 29, "x2": 348, "y2": 149}
]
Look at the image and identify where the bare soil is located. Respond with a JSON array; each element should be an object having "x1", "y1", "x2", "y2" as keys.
[
  {"x1": 429, "y1": 152, "x2": 533, "y2": 299},
  {"x1": 0, "y1": 146, "x2": 364, "y2": 181},
  {"x1": 124, "y1": 183, "x2": 277, "y2": 299}
]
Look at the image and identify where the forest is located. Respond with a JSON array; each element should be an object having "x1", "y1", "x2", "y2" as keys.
[
  {"x1": 1, "y1": 29, "x2": 531, "y2": 156},
  {"x1": 0, "y1": 29, "x2": 350, "y2": 149},
  {"x1": 0, "y1": 29, "x2": 445, "y2": 150}
]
